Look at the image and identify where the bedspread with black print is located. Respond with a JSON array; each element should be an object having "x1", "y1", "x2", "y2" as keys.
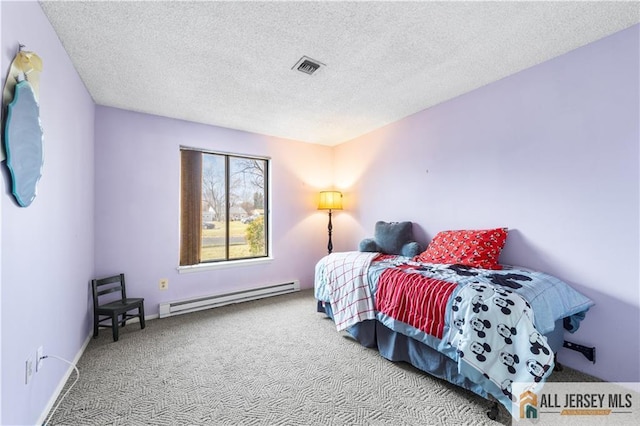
[{"x1": 446, "y1": 281, "x2": 554, "y2": 415}]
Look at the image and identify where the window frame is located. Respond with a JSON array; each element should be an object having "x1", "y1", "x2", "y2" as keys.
[{"x1": 178, "y1": 146, "x2": 271, "y2": 270}]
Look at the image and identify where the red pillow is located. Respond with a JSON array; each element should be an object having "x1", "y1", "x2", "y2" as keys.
[{"x1": 415, "y1": 228, "x2": 508, "y2": 270}]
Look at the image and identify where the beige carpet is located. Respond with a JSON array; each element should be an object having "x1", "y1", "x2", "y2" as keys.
[{"x1": 48, "y1": 289, "x2": 602, "y2": 425}]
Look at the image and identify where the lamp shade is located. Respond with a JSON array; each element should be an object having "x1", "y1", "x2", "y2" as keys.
[{"x1": 318, "y1": 191, "x2": 343, "y2": 210}]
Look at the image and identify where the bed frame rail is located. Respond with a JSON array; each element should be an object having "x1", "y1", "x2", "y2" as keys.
[{"x1": 563, "y1": 340, "x2": 596, "y2": 363}]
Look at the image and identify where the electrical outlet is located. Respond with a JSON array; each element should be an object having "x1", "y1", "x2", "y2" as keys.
[
  {"x1": 159, "y1": 278, "x2": 168, "y2": 290},
  {"x1": 36, "y1": 346, "x2": 44, "y2": 372},
  {"x1": 25, "y1": 357, "x2": 33, "y2": 385}
]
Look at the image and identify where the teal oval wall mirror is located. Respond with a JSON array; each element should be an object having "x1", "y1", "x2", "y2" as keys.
[{"x1": 4, "y1": 79, "x2": 44, "y2": 207}]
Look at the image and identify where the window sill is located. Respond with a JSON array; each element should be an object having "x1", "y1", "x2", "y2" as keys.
[{"x1": 177, "y1": 256, "x2": 274, "y2": 274}]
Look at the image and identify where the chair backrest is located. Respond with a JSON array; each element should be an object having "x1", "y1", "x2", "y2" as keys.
[{"x1": 92, "y1": 274, "x2": 127, "y2": 309}]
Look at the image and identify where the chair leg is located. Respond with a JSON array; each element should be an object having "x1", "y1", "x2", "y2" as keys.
[
  {"x1": 139, "y1": 304, "x2": 146, "y2": 330},
  {"x1": 93, "y1": 314, "x2": 99, "y2": 338},
  {"x1": 112, "y1": 314, "x2": 119, "y2": 342}
]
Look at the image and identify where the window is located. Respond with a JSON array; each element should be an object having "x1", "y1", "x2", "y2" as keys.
[{"x1": 180, "y1": 147, "x2": 269, "y2": 266}]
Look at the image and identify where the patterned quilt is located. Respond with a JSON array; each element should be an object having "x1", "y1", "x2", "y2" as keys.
[
  {"x1": 315, "y1": 252, "x2": 594, "y2": 416},
  {"x1": 319, "y1": 251, "x2": 379, "y2": 331}
]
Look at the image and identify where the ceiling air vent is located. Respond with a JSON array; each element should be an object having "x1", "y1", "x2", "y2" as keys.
[{"x1": 292, "y1": 56, "x2": 324, "y2": 75}]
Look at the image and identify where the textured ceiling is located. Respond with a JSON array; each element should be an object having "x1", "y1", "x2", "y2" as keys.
[{"x1": 40, "y1": 1, "x2": 639, "y2": 146}]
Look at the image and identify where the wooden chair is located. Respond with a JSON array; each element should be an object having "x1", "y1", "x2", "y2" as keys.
[{"x1": 92, "y1": 273, "x2": 145, "y2": 342}]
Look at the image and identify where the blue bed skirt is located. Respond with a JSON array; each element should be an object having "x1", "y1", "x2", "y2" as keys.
[{"x1": 318, "y1": 301, "x2": 564, "y2": 400}]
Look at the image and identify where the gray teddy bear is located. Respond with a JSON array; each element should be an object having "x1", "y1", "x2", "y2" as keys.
[{"x1": 359, "y1": 221, "x2": 422, "y2": 257}]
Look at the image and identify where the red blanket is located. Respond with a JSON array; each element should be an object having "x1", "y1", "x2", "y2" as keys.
[{"x1": 375, "y1": 268, "x2": 456, "y2": 339}]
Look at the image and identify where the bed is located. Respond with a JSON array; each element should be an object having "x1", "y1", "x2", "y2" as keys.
[{"x1": 314, "y1": 247, "x2": 594, "y2": 419}]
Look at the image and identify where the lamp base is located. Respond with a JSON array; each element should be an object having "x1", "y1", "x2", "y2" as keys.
[{"x1": 327, "y1": 210, "x2": 333, "y2": 254}]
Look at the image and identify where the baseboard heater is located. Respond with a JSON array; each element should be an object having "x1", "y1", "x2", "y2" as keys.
[{"x1": 158, "y1": 280, "x2": 300, "y2": 318}]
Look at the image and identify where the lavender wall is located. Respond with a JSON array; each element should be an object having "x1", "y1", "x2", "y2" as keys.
[
  {"x1": 334, "y1": 25, "x2": 640, "y2": 383},
  {"x1": 94, "y1": 106, "x2": 332, "y2": 316},
  {"x1": 1, "y1": 1, "x2": 95, "y2": 425}
]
